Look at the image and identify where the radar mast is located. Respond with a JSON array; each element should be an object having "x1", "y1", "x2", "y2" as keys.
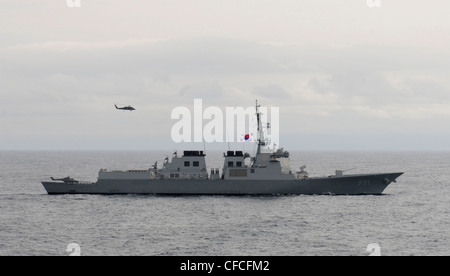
[{"x1": 256, "y1": 100, "x2": 267, "y2": 155}]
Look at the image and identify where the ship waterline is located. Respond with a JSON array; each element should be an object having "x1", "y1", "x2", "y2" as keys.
[{"x1": 42, "y1": 172, "x2": 403, "y2": 195}]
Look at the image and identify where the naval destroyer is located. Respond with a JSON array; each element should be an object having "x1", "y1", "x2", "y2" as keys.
[{"x1": 42, "y1": 102, "x2": 403, "y2": 195}]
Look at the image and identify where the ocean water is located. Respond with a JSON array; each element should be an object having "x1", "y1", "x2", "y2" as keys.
[{"x1": 0, "y1": 150, "x2": 448, "y2": 256}]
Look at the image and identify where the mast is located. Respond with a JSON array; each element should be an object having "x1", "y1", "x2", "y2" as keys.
[{"x1": 256, "y1": 100, "x2": 266, "y2": 155}]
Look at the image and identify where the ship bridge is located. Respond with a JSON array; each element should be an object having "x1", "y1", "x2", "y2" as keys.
[
  {"x1": 221, "y1": 150, "x2": 295, "y2": 180},
  {"x1": 158, "y1": 150, "x2": 208, "y2": 179}
]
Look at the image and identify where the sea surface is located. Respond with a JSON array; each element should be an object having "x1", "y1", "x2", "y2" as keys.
[{"x1": 0, "y1": 150, "x2": 449, "y2": 256}]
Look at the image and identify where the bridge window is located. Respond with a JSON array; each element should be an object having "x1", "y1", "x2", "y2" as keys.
[
  {"x1": 184, "y1": 161, "x2": 190, "y2": 167},
  {"x1": 193, "y1": 161, "x2": 200, "y2": 167},
  {"x1": 228, "y1": 161, "x2": 234, "y2": 167},
  {"x1": 236, "y1": 161, "x2": 242, "y2": 167}
]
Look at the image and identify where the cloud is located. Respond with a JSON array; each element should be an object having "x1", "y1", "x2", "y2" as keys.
[
  {"x1": 252, "y1": 84, "x2": 292, "y2": 99},
  {"x1": 179, "y1": 81, "x2": 224, "y2": 99},
  {"x1": 2, "y1": 36, "x2": 450, "y2": 149}
]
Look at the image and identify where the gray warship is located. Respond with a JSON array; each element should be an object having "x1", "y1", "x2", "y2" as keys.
[{"x1": 42, "y1": 102, "x2": 403, "y2": 195}]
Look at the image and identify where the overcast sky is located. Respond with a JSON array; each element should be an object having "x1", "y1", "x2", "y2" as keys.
[{"x1": 1, "y1": 0, "x2": 450, "y2": 150}]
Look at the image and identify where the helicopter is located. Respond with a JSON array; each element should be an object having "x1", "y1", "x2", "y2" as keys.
[{"x1": 115, "y1": 104, "x2": 135, "y2": 111}]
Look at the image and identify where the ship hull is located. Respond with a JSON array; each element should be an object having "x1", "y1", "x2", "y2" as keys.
[{"x1": 42, "y1": 172, "x2": 403, "y2": 195}]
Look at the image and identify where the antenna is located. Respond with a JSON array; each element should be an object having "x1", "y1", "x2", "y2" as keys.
[
  {"x1": 226, "y1": 129, "x2": 231, "y2": 151},
  {"x1": 255, "y1": 99, "x2": 266, "y2": 155}
]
